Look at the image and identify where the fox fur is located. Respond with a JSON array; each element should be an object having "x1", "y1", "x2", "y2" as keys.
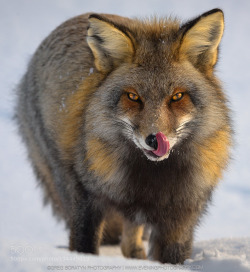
[{"x1": 16, "y1": 9, "x2": 232, "y2": 264}]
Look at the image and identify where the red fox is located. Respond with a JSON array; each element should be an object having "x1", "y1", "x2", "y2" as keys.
[{"x1": 16, "y1": 9, "x2": 232, "y2": 264}]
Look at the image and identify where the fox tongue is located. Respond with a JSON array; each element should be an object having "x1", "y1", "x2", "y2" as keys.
[{"x1": 152, "y1": 132, "x2": 170, "y2": 157}]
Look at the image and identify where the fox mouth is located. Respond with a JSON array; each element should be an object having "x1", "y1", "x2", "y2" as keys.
[
  {"x1": 142, "y1": 147, "x2": 171, "y2": 161},
  {"x1": 144, "y1": 149, "x2": 159, "y2": 158},
  {"x1": 143, "y1": 149, "x2": 165, "y2": 159},
  {"x1": 133, "y1": 132, "x2": 171, "y2": 162}
]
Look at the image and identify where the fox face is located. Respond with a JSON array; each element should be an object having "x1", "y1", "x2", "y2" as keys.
[
  {"x1": 85, "y1": 11, "x2": 226, "y2": 162},
  {"x1": 115, "y1": 65, "x2": 203, "y2": 162},
  {"x1": 93, "y1": 66, "x2": 197, "y2": 162}
]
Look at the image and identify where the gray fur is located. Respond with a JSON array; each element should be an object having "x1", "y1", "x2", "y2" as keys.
[{"x1": 16, "y1": 10, "x2": 232, "y2": 264}]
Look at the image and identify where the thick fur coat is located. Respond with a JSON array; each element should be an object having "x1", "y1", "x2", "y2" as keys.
[{"x1": 16, "y1": 9, "x2": 232, "y2": 264}]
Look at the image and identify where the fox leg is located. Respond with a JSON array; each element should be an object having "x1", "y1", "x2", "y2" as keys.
[
  {"x1": 102, "y1": 210, "x2": 123, "y2": 245},
  {"x1": 121, "y1": 219, "x2": 146, "y2": 259},
  {"x1": 148, "y1": 222, "x2": 194, "y2": 264},
  {"x1": 69, "y1": 183, "x2": 104, "y2": 254}
]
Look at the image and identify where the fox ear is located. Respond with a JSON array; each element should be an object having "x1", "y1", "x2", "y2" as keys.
[
  {"x1": 87, "y1": 14, "x2": 134, "y2": 73},
  {"x1": 179, "y1": 9, "x2": 224, "y2": 72}
]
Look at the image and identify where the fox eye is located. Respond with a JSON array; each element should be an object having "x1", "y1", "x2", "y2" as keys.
[
  {"x1": 171, "y1": 92, "x2": 184, "y2": 102},
  {"x1": 127, "y1": 92, "x2": 140, "y2": 102}
]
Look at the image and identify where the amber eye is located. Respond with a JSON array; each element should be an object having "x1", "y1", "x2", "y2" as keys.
[
  {"x1": 127, "y1": 92, "x2": 140, "y2": 102},
  {"x1": 171, "y1": 92, "x2": 184, "y2": 102}
]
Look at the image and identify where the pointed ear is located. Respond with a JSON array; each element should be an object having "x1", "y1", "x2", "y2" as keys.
[
  {"x1": 179, "y1": 9, "x2": 224, "y2": 73},
  {"x1": 87, "y1": 14, "x2": 134, "y2": 73}
]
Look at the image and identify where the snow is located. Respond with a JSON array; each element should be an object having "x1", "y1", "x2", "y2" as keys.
[
  {"x1": 1, "y1": 0, "x2": 250, "y2": 271},
  {"x1": 1, "y1": 238, "x2": 250, "y2": 271},
  {"x1": 89, "y1": 68, "x2": 94, "y2": 75}
]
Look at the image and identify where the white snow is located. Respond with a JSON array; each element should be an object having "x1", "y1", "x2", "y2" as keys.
[
  {"x1": 1, "y1": 238, "x2": 250, "y2": 271},
  {"x1": 1, "y1": 0, "x2": 250, "y2": 271},
  {"x1": 89, "y1": 68, "x2": 94, "y2": 75}
]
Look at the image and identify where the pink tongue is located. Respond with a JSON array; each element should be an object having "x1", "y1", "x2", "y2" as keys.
[{"x1": 152, "y1": 132, "x2": 170, "y2": 157}]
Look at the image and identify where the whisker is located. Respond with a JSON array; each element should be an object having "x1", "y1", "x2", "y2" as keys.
[
  {"x1": 175, "y1": 120, "x2": 193, "y2": 140},
  {"x1": 176, "y1": 120, "x2": 190, "y2": 132},
  {"x1": 115, "y1": 118, "x2": 135, "y2": 139}
]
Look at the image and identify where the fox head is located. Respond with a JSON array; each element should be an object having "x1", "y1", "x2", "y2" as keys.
[{"x1": 85, "y1": 9, "x2": 227, "y2": 162}]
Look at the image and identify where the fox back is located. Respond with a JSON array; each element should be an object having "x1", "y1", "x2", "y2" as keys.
[{"x1": 16, "y1": 9, "x2": 232, "y2": 264}]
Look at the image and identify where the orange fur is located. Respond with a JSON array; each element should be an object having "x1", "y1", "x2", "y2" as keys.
[
  {"x1": 121, "y1": 220, "x2": 146, "y2": 259},
  {"x1": 120, "y1": 92, "x2": 143, "y2": 116},
  {"x1": 58, "y1": 74, "x2": 104, "y2": 161},
  {"x1": 197, "y1": 127, "x2": 231, "y2": 186},
  {"x1": 170, "y1": 92, "x2": 195, "y2": 115},
  {"x1": 85, "y1": 138, "x2": 118, "y2": 181}
]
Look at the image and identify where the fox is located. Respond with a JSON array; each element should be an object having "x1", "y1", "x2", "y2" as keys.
[{"x1": 16, "y1": 9, "x2": 232, "y2": 264}]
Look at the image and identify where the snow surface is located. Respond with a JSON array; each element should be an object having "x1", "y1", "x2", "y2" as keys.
[
  {"x1": 1, "y1": 0, "x2": 250, "y2": 271},
  {"x1": 1, "y1": 238, "x2": 250, "y2": 272}
]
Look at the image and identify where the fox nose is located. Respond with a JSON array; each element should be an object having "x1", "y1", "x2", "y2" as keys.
[{"x1": 145, "y1": 134, "x2": 158, "y2": 150}]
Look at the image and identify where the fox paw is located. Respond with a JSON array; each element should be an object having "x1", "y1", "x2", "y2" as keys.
[{"x1": 121, "y1": 244, "x2": 146, "y2": 259}]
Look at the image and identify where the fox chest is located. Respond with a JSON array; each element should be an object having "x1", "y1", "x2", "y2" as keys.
[{"x1": 106, "y1": 170, "x2": 199, "y2": 224}]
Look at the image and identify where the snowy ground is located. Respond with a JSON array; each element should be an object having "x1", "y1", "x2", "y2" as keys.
[
  {"x1": 0, "y1": 238, "x2": 250, "y2": 272},
  {"x1": 1, "y1": 0, "x2": 250, "y2": 271}
]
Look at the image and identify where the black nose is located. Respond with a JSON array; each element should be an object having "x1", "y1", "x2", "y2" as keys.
[{"x1": 145, "y1": 134, "x2": 158, "y2": 150}]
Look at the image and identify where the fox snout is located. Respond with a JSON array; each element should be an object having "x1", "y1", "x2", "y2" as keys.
[
  {"x1": 145, "y1": 132, "x2": 170, "y2": 157},
  {"x1": 145, "y1": 134, "x2": 158, "y2": 150},
  {"x1": 134, "y1": 132, "x2": 171, "y2": 162}
]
